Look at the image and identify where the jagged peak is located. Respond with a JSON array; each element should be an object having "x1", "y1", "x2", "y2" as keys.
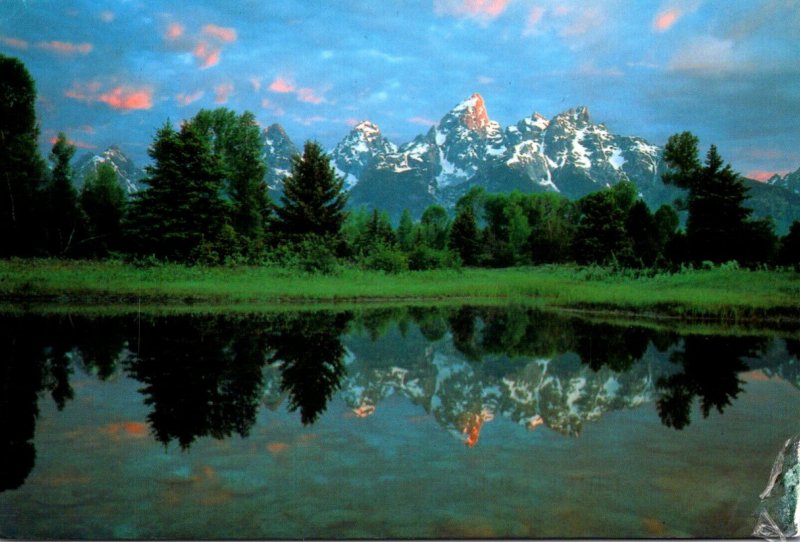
[{"x1": 447, "y1": 92, "x2": 491, "y2": 133}]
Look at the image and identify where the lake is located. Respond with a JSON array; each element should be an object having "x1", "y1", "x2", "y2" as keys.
[{"x1": 1, "y1": 306, "x2": 799, "y2": 538}]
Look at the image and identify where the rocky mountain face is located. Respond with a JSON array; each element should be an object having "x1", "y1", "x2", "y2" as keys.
[
  {"x1": 261, "y1": 123, "x2": 299, "y2": 197},
  {"x1": 73, "y1": 145, "x2": 144, "y2": 194},
  {"x1": 81, "y1": 94, "x2": 800, "y2": 231},
  {"x1": 326, "y1": 93, "x2": 679, "y2": 218},
  {"x1": 767, "y1": 167, "x2": 800, "y2": 195}
]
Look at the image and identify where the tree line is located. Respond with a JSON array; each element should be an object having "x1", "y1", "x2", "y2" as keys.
[{"x1": 2, "y1": 54, "x2": 799, "y2": 271}]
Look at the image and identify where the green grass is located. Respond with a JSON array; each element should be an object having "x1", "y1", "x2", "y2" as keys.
[{"x1": 0, "y1": 259, "x2": 798, "y2": 323}]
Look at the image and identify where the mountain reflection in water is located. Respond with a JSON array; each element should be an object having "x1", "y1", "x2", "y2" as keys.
[{"x1": 1, "y1": 306, "x2": 799, "y2": 495}]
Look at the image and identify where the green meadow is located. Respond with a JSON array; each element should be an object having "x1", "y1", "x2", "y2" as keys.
[{"x1": 1, "y1": 259, "x2": 798, "y2": 323}]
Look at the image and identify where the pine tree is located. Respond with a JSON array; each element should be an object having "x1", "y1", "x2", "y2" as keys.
[
  {"x1": 0, "y1": 55, "x2": 47, "y2": 256},
  {"x1": 80, "y1": 162, "x2": 126, "y2": 257},
  {"x1": 687, "y1": 145, "x2": 752, "y2": 263},
  {"x1": 448, "y1": 205, "x2": 480, "y2": 265},
  {"x1": 396, "y1": 209, "x2": 415, "y2": 252},
  {"x1": 573, "y1": 189, "x2": 632, "y2": 265},
  {"x1": 45, "y1": 133, "x2": 83, "y2": 256},
  {"x1": 275, "y1": 141, "x2": 347, "y2": 241},
  {"x1": 191, "y1": 109, "x2": 271, "y2": 255},
  {"x1": 128, "y1": 121, "x2": 227, "y2": 261},
  {"x1": 663, "y1": 133, "x2": 756, "y2": 264}
]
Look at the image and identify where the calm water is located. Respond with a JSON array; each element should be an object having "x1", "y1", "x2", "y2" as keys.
[{"x1": 1, "y1": 306, "x2": 799, "y2": 538}]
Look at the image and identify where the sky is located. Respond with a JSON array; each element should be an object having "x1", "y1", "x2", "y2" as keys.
[{"x1": 1, "y1": 0, "x2": 799, "y2": 180}]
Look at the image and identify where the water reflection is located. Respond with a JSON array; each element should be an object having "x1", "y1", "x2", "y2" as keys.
[{"x1": 1, "y1": 307, "x2": 798, "y2": 493}]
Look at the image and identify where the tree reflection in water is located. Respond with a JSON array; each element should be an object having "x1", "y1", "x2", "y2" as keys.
[
  {"x1": 0, "y1": 306, "x2": 797, "y2": 493},
  {"x1": 656, "y1": 335, "x2": 767, "y2": 429},
  {"x1": 266, "y1": 311, "x2": 352, "y2": 425}
]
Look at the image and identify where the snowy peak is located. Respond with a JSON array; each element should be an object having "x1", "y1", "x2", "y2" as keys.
[
  {"x1": 331, "y1": 120, "x2": 397, "y2": 190},
  {"x1": 451, "y1": 92, "x2": 491, "y2": 134},
  {"x1": 262, "y1": 123, "x2": 298, "y2": 191},
  {"x1": 73, "y1": 145, "x2": 143, "y2": 194}
]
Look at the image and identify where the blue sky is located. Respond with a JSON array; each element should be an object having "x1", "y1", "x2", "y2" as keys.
[{"x1": 1, "y1": 0, "x2": 798, "y2": 179}]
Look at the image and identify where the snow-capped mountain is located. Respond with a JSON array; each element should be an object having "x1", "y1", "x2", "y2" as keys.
[
  {"x1": 767, "y1": 166, "x2": 800, "y2": 195},
  {"x1": 73, "y1": 145, "x2": 144, "y2": 194},
  {"x1": 261, "y1": 123, "x2": 299, "y2": 196},
  {"x1": 324, "y1": 93, "x2": 674, "y2": 217},
  {"x1": 331, "y1": 121, "x2": 397, "y2": 190}
]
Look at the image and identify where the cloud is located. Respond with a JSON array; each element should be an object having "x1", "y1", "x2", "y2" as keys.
[
  {"x1": 434, "y1": 0, "x2": 509, "y2": 21},
  {"x1": 747, "y1": 170, "x2": 789, "y2": 182},
  {"x1": 193, "y1": 41, "x2": 221, "y2": 69},
  {"x1": 268, "y1": 77, "x2": 296, "y2": 93},
  {"x1": 268, "y1": 77, "x2": 326, "y2": 104},
  {"x1": 408, "y1": 116, "x2": 437, "y2": 126},
  {"x1": 214, "y1": 83, "x2": 233, "y2": 104},
  {"x1": 165, "y1": 22, "x2": 185, "y2": 40},
  {"x1": 477, "y1": 75, "x2": 495, "y2": 84},
  {"x1": 37, "y1": 40, "x2": 93, "y2": 55},
  {"x1": 66, "y1": 82, "x2": 153, "y2": 110},
  {"x1": 523, "y1": 6, "x2": 546, "y2": 35},
  {"x1": 176, "y1": 90, "x2": 204, "y2": 106},
  {"x1": 202, "y1": 24, "x2": 237, "y2": 43},
  {"x1": 653, "y1": 8, "x2": 681, "y2": 32},
  {"x1": 249, "y1": 77, "x2": 262, "y2": 92},
  {"x1": 1, "y1": 35, "x2": 29, "y2": 49},
  {"x1": 667, "y1": 36, "x2": 744, "y2": 74},
  {"x1": 99, "y1": 87, "x2": 153, "y2": 110},
  {"x1": 297, "y1": 87, "x2": 325, "y2": 104},
  {"x1": 99, "y1": 11, "x2": 115, "y2": 23}
]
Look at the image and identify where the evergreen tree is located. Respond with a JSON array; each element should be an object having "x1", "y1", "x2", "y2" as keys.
[
  {"x1": 448, "y1": 205, "x2": 481, "y2": 265},
  {"x1": 396, "y1": 209, "x2": 415, "y2": 252},
  {"x1": 524, "y1": 193, "x2": 577, "y2": 264},
  {"x1": 80, "y1": 162, "x2": 126, "y2": 257},
  {"x1": 44, "y1": 133, "x2": 83, "y2": 256},
  {"x1": 572, "y1": 189, "x2": 632, "y2": 265},
  {"x1": 275, "y1": 141, "x2": 347, "y2": 242},
  {"x1": 0, "y1": 55, "x2": 46, "y2": 256},
  {"x1": 663, "y1": 133, "x2": 755, "y2": 264},
  {"x1": 191, "y1": 109, "x2": 271, "y2": 255},
  {"x1": 625, "y1": 200, "x2": 660, "y2": 268},
  {"x1": 778, "y1": 220, "x2": 800, "y2": 269},
  {"x1": 419, "y1": 205, "x2": 449, "y2": 250},
  {"x1": 127, "y1": 121, "x2": 227, "y2": 261}
]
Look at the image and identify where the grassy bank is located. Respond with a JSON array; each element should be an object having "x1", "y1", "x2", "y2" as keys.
[{"x1": 0, "y1": 259, "x2": 799, "y2": 322}]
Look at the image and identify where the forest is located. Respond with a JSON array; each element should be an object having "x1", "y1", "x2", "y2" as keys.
[{"x1": 3, "y1": 53, "x2": 800, "y2": 274}]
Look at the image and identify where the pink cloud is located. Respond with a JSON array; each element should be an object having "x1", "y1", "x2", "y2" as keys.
[
  {"x1": 37, "y1": 40, "x2": 93, "y2": 55},
  {"x1": 99, "y1": 10, "x2": 115, "y2": 23},
  {"x1": 98, "y1": 87, "x2": 153, "y2": 110},
  {"x1": 176, "y1": 90, "x2": 204, "y2": 106},
  {"x1": 435, "y1": 0, "x2": 509, "y2": 19},
  {"x1": 193, "y1": 41, "x2": 221, "y2": 69},
  {"x1": 523, "y1": 6, "x2": 546, "y2": 35},
  {"x1": 408, "y1": 116, "x2": 437, "y2": 126},
  {"x1": 249, "y1": 77, "x2": 262, "y2": 92},
  {"x1": 79, "y1": 125, "x2": 95, "y2": 134},
  {"x1": 1, "y1": 35, "x2": 29, "y2": 49},
  {"x1": 202, "y1": 24, "x2": 237, "y2": 43},
  {"x1": 214, "y1": 83, "x2": 233, "y2": 104},
  {"x1": 297, "y1": 87, "x2": 325, "y2": 104},
  {"x1": 653, "y1": 8, "x2": 681, "y2": 32},
  {"x1": 747, "y1": 170, "x2": 790, "y2": 182},
  {"x1": 165, "y1": 22, "x2": 185, "y2": 40},
  {"x1": 269, "y1": 77, "x2": 296, "y2": 93}
]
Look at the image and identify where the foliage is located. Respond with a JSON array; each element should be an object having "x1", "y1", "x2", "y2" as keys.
[
  {"x1": 44, "y1": 133, "x2": 83, "y2": 256},
  {"x1": 80, "y1": 162, "x2": 127, "y2": 257},
  {"x1": 0, "y1": 54, "x2": 47, "y2": 256},
  {"x1": 127, "y1": 121, "x2": 228, "y2": 262},
  {"x1": 190, "y1": 108, "x2": 271, "y2": 257},
  {"x1": 275, "y1": 140, "x2": 348, "y2": 242},
  {"x1": 448, "y1": 205, "x2": 481, "y2": 266}
]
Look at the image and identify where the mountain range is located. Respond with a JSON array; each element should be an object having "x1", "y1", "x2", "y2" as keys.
[{"x1": 72, "y1": 94, "x2": 800, "y2": 233}]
